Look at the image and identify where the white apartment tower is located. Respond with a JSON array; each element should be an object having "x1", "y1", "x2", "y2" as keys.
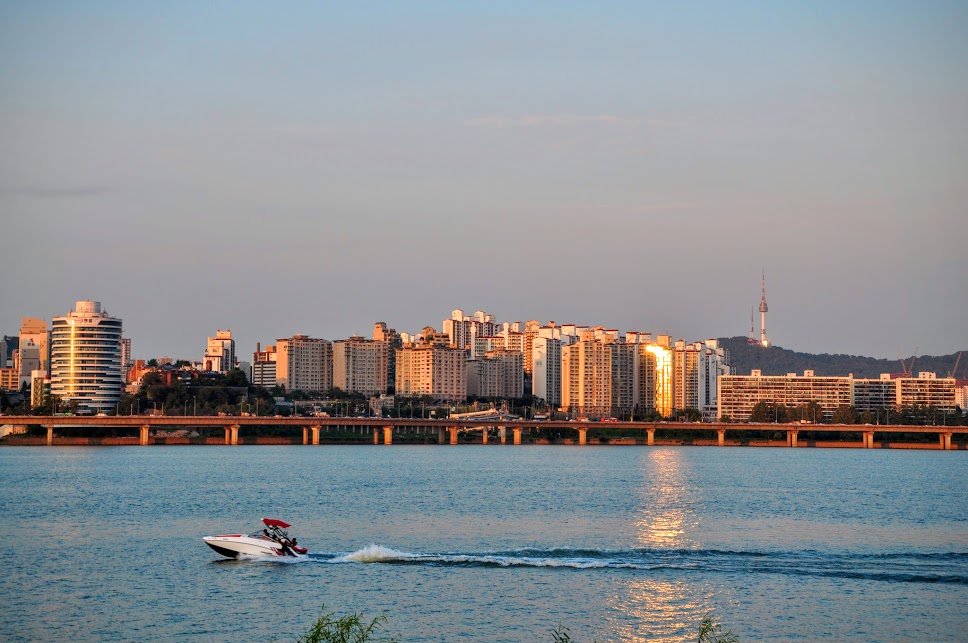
[
  {"x1": 443, "y1": 309, "x2": 496, "y2": 355},
  {"x1": 204, "y1": 330, "x2": 236, "y2": 373},
  {"x1": 50, "y1": 300, "x2": 123, "y2": 414},
  {"x1": 532, "y1": 336, "x2": 562, "y2": 406}
]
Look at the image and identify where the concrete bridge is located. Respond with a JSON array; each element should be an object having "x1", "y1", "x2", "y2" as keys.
[{"x1": 1, "y1": 416, "x2": 966, "y2": 449}]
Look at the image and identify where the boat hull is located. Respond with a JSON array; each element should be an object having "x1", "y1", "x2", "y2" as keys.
[{"x1": 203, "y1": 535, "x2": 301, "y2": 558}]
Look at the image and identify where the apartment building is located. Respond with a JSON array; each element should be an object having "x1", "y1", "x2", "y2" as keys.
[
  {"x1": 251, "y1": 343, "x2": 278, "y2": 389},
  {"x1": 395, "y1": 344, "x2": 467, "y2": 401},
  {"x1": 896, "y1": 372, "x2": 956, "y2": 409},
  {"x1": 718, "y1": 370, "x2": 854, "y2": 421},
  {"x1": 532, "y1": 336, "x2": 562, "y2": 406},
  {"x1": 466, "y1": 349, "x2": 523, "y2": 399},
  {"x1": 333, "y1": 336, "x2": 388, "y2": 396},
  {"x1": 276, "y1": 335, "x2": 332, "y2": 393},
  {"x1": 50, "y1": 300, "x2": 123, "y2": 414},
  {"x1": 204, "y1": 330, "x2": 236, "y2": 373},
  {"x1": 561, "y1": 332, "x2": 634, "y2": 417},
  {"x1": 442, "y1": 309, "x2": 496, "y2": 352},
  {"x1": 373, "y1": 322, "x2": 403, "y2": 392}
]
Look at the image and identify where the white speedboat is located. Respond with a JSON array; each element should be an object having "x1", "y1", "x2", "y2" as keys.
[{"x1": 203, "y1": 518, "x2": 308, "y2": 559}]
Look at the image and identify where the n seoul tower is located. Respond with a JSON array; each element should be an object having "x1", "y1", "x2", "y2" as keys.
[{"x1": 759, "y1": 271, "x2": 770, "y2": 347}]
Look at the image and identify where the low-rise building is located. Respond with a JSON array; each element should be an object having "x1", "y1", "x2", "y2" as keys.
[{"x1": 718, "y1": 370, "x2": 852, "y2": 422}]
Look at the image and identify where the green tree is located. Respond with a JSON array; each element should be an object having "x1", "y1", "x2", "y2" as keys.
[
  {"x1": 224, "y1": 369, "x2": 249, "y2": 387},
  {"x1": 832, "y1": 405, "x2": 857, "y2": 424},
  {"x1": 749, "y1": 401, "x2": 787, "y2": 423}
]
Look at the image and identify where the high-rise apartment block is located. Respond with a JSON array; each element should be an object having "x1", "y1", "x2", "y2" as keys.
[
  {"x1": 395, "y1": 344, "x2": 466, "y2": 401},
  {"x1": 373, "y1": 322, "x2": 403, "y2": 393},
  {"x1": 561, "y1": 331, "x2": 635, "y2": 417},
  {"x1": 204, "y1": 330, "x2": 235, "y2": 373},
  {"x1": 466, "y1": 349, "x2": 523, "y2": 399},
  {"x1": 119, "y1": 337, "x2": 132, "y2": 384},
  {"x1": 532, "y1": 336, "x2": 562, "y2": 406},
  {"x1": 443, "y1": 309, "x2": 496, "y2": 354},
  {"x1": 333, "y1": 336, "x2": 388, "y2": 396},
  {"x1": 252, "y1": 343, "x2": 278, "y2": 389},
  {"x1": 19, "y1": 318, "x2": 49, "y2": 376},
  {"x1": 50, "y1": 300, "x2": 123, "y2": 414},
  {"x1": 276, "y1": 335, "x2": 332, "y2": 393},
  {"x1": 0, "y1": 335, "x2": 16, "y2": 368}
]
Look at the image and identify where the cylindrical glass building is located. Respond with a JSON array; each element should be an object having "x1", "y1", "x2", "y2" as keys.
[{"x1": 50, "y1": 301, "x2": 123, "y2": 414}]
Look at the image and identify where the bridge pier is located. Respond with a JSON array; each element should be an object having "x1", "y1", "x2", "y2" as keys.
[
  {"x1": 863, "y1": 431, "x2": 875, "y2": 448},
  {"x1": 224, "y1": 425, "x2": 239, "y2": 445},
  {"x1": 449, "y1": 426, "x2": 458, "y2": 445},
  {"x1": 513, "y1": 427, "x2": 522, "y2": 445},
  {"x1": 499, "y1": 426, "x2": 506, "y2": 445},
  {"x1": 140, "y1": 425, "x2": 149, "y2": 446},
  {"x1": 481, "y1": 427, "x2": 488, "y2": 444},
  {"x1": 373, "y1": 428, "x2": 379, "y2": 445},
  {"x1": 438, "y1": 427, "x2": 446, "y2": 444},
  {"x1": 47, "y1": 424, "x2": 53, "y2": 446},
  {"x1": 578, "y1": 428, "x2": 587, "y2": 446},
  {"x1": 940, "y1": 432, "x2": 953, "y2": 450},
  {"x1": 718, "y1": 429, "x2": 726, "y2": 447},
  {"x1": 312, "y1": 426, "x2": 320, "y2": 445},
  {"x1": 786, "y1": 430, "x2": 798, "y2": 448},
  {"x1": 303, "y1": 427, "x2": 308, "y2": 445},
  {"x1": 647, "y1": 429, "x2": 655, "y2": 446},
  {"x1": 383, "y1": 426, "x2": 393, "y2": 445}
]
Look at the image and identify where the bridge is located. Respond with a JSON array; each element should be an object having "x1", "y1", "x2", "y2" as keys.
[{"x1": 1, "y1": 416, "x2": 965, "y2": 449}]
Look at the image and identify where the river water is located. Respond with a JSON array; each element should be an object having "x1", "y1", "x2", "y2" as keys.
[{"x1": 1, "y1": 445, "x2": 966, "y2": 642}]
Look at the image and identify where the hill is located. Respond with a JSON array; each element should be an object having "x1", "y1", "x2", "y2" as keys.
[{"x1": 717, "y1": 337, "x2": 966, "y2": 380}]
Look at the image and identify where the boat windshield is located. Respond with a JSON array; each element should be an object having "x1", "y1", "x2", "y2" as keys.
[{"x1": 248, "y1": 530, "x2": 273, "y2": 538}]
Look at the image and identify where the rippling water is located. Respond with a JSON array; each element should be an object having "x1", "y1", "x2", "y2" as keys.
[{"x1": 1, "y1": 446, "x2": 966, "y2": 641}]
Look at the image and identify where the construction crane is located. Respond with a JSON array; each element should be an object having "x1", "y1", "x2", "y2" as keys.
[
  {"x1": 898, "y1": 346, "x2": 919, "y2": 378},
  {"x1": 947, "y1": 351, "x2": 963, "y2": 379}
]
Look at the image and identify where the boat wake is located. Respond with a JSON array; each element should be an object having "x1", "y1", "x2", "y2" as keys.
[{"x1": 302, "y1": 546, "x2": 968, "y2": 584}]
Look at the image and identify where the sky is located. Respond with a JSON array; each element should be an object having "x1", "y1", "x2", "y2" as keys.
[{"x1": 1, "y1": 1, "x2": 966, "y2": 360}]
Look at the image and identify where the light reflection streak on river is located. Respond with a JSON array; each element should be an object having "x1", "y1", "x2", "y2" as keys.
[{"x1": 605, "y1": 448, "x2": 709, "y2": 642}]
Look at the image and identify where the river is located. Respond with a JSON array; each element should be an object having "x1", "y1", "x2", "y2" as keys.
[{"x1": 1, "y1": 445, "x2": 966, "y2": 641}]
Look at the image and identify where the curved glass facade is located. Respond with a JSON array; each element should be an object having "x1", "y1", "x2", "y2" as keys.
[{"x1": 50, "y1": 301, "x2": 123, "y2": 413}]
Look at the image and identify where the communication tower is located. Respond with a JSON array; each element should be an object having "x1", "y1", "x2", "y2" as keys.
[{"x1": 759, "y1": 271, "x2": 770, "y2": 347}]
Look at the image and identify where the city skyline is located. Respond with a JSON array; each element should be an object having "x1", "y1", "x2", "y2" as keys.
[{"x1": 2, "y1": 3, "x2": 966, "y2": 359}]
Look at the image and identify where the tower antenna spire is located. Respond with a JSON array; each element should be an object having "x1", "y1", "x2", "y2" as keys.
[
  {"x1": 759, "y1": 271, "x2": 770, "y2": 347},
  {"x1": 748, "y1": 306, "x2": 757, "y2": 345}
]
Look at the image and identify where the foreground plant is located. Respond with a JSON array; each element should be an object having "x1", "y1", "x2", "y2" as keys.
[
  {"x1": 296, "y1": 605, "x2": 398, "y2": 643},
  {"x1": 698, "y1": 613, "x2": 738, "y2": 643},
  {"x1": 296, "y1": 605, "x2": 736, "y2": 642}
]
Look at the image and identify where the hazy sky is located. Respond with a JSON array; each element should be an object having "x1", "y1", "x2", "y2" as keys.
[{"x1": 2, "y1": 1, "x2": 966, "y2": 360}]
